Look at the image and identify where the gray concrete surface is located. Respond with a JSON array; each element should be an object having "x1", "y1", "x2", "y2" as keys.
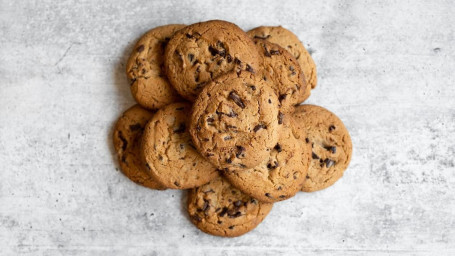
[{"x1": 1, "y1": 0, "x2": 455, "y2": 255}]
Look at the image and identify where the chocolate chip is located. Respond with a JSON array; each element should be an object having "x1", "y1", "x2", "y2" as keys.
[
  {"x1": 278, "y1": 112, "x2": 284, "y2": 125},
  {"x1": 229, "y1": 211, "x2": 242, "y2": 218},
  {"x1": 234, "y1": 200, "x2": 242, "y2": 207},
  {"x1": 121, "y1": 154, "x2": 126, "y2": 163},
  {"x1": 215, "y1": 207, "x2": 221, "y2": 212},
  {"x1": 305, "y1": 138, "x2": 310, "y2": 143},
  {"x1": 224, "y1": 136, "x2": 232, "y2": 141},
  {"x1": 325, "y1": 159, "x2": 335, "y2": 168},
  {"x1": 158, "y1": 155, "x2": 163, "y2": 161},
  {"x1": 173, "y1": 123, "x2": 186, "y2": 134},
  {"x1": 145, "y1": 163, "x2": 151, "y2": 170},
  {"x1": 208, "y1": 46, "x2": 219, "y2": 56},
  {"x1": 206, "y1": 153, "x2": 214, "y2": 157},
  {"x1": 263, "y1": 44, "x2": 271, "y2": 57},
  {"x1": 249, "y1": 85, "x2": 256, "y2": 91},
  {"x1": 279, "y1": 94, "x2": 287, "y2": 102},
  {"x1": 270, "y1": 49, "x2": 280, "y2": 55},
  {"x1": 325, "y1": 146, "x2": 337, "y2": 154},
  {"x1": 267, "y1": 161, "x2": 279, "y2": 170},
  {"x1": 202, "y1": 200, "x2": 210, "y2": 212},
  {"x1": 277, "y1": 186, "x2": 282, "y2": 190},
  {"x1": 174, "y1": 181, "x2": 180, "y2": 187},
  {"x1": 179, "y1": 144, "x2": 184, "y2": 150},
  {"x1": 226, "y1": 158, "x2": 232, "y2": 164},
  {"x1": 229, "y1": 225, "x2": 234, "y2": 229},
  {"x1": 136, "y1": 45, "x2": 144, "y2": 52},
  {"x1": 207, "y1": 117, "x2": 214, "y2": 123},
  {"x1": 219, "y1": 207, "x2": 228, "y2": 217},
  {"x1": 265, "y1": 193, "x2": 272, "y2": 198},
  {"x1": 239, "y1": 163, "x2": 247, "y2": 168},
  {"x1": 176, "y1": 107, "x2": 184, "y2": 110},
  {"x1": 217, "y1": 59, "x2": 223, "y2": 65},
  {"x1": 118, "y1": 131, "x2": 128, "y2": 151},
  {"x1": 274, "y1": 144, "x2": 282, "y2": 152},
  {"x1": 227, "y1": 54, "x2": 232, "y2": 63},
  {"x1": 191, "y1": 215, "x2": 202, "y2": 222},
  {"x1": 185, "y1": 33, "x2": 193, "y2": 38},
  {"x1": 289, "y1": 66, "x2": 296, "y2": 75},
  {"x1": 279, "y1": 195, "x2": 286, "y2": 198},
  {"x1": 235, "y1": 146, "x2": 245, "y2": 158},
  {"x1": 268, "y1": 99, "x2": 272, "y2": 104},
  {"x1": 250, "y1": 199, "x2": 257, "y2": 204},
  {"x1": 228, "y1": 91, "x2": 245, "y2": 109},
  {"x1": 217, "y1": 220, "x2": 223, "y2": 224},
  {"x1": 312, "y1": 152, "x2": 320, "y2": 159},
  {"x1": 253, "y1": 124, "x2": 267, "y2": 132},
  {"x1": 253, "y1": 35, "x2": 271, "y2": 40},
  {"x1": 196, "y1": 124, "x2": 201, "y2": 131},
  {"x1": 188, "y1": 143, "x2": 196, "y2": 150},
  {"x1": 234, "y1": 58, "x2": 241, "y2": 65},
  {"x1": 226, "y1": 124, "x2": 237, "y2": 129},
  {"x1": 306, "y1": 175, "x2": 310, "y2": 179},
  {"x1": 188, "y1": 53, "x2": 194, "y2": 62},
  {"x1": 246, "y1": 64, "x2": 254, "y2": 73},
  {"x1": 329, "y1": 125, "x2": 336, "y2": 132}
]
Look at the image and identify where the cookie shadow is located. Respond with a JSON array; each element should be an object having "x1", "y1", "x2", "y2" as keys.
[{"x1": 107, "y1": 39, "x2": 138, "y2": 173}]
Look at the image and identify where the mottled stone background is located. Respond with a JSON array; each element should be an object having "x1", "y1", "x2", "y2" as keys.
[{"x1": 1, "y1": 0, "x2": 454, "y2": 255}]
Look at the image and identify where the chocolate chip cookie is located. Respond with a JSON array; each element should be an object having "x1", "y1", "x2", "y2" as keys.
[
  {"x1": 113, "y1": 105, "x2": 166, "y2": 189},
  {"x1": 189, "y1": 71, "x2": 281, "y2": 170},
  {"x1": 141, "y1": 102, "x2": 219, "y2": 189},
  {"x1": 187, "y1": 177, "x2": 273, "y2": 237},
  {"x1": 293, "y1": 105, "x2": 352, "y2": 192},
  {"x1": 247, "y1": 26, "x2": 317, "y2": 90},
  {"x1": 126, "y1": 24, "x2": 185, "y2": 110},
  {"x1": 164, "y1": 20, "x2": 260, "y2": 101},
  {"x1": 223, "y1": 116, "x2": 311, "y2": 202},
  {"x1": 253, "y1": 39, "x2": 309, "y2": 111}
]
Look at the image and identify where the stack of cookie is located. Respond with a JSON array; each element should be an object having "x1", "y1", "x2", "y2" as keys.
[{"x1": 113, "y1": 20, "x2": 352, "y2": 237}]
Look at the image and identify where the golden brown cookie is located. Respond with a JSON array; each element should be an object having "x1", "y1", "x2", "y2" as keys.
[
  {"x1": 113, "y1": 105, "x2": 166, "y2": 190},
  {"x1": 253, "y1": 39, "x2": 309, "y2": 111},
  {"x1": 223, "y1": 116, "x2": 311, "y2": 202},
  {"x1": 293, "y1": 105, "x2": 352, "y2": 192},
  {"x1": 164, "y1": 20, "x2": 261, "y2": 101},
  {"x1": 187, "y1": 177, "x2": 273, "y2": 237},
  {"x1": 189, "y1": 71, "x2": 281, "y2": 170},
  {"x1": 247, "y1": 26, "x2": 317, "y2": 91},
  {"x1": 126, "y1": 24, "x2": 185, "y2": 110},
  {"x1": 141, "y1": 102, "x2": 219, "y2": 189}
]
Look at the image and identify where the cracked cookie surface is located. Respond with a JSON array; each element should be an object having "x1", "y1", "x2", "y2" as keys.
[
  {"x1": 141, "y1": 102, "x2": 219, "y2": 189},
  {"x1": 253, "y1": 39, "x2": 309, "y2": 111},
  {"x1": 187, "y1": 177, "x2": 273, "y2": 237},
  {"x1": 247, "y1": 26, "x2": 317, "y2": 91},
  {"x1": 223, "y1": 116, "x2": 310, "y2": 202},
  {"x1": 293, "y1": 105, "x2": 352, "y2": 192},
  {"x1": 164, "y1": 20, "x2": 260, "y2": 101},
  {"x1": 126, "y1": 24, "x2": 185, "y2": 110},
  {"x1": 113, "y1": 105, "x2": 166, "y2": 190},
  {"x1": 190, "y1": 71, "x2": 281, "y2": 170}
]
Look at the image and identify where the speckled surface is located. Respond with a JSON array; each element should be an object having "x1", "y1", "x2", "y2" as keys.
[{"x1": 1, "y1": 0, "x2": 454, "y2": 255}]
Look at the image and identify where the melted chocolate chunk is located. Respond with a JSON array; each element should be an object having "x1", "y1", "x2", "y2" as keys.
[
  {"x1": 228, "y1": 91, "x2": 245, "y2": 109},
  {"x1": 118, "y1": 131, "x2": 128, "y2": 151},
  {"x1": 192, "y1": 215, "x2": 202, "y2": 222},
  {"x1": 246, "y1": 64, "x2": 254, "y2": 73},
  {"x1": 233, "y1": 200, "x2": 243, "y2": 207},
  {"x1": 226, "y1": 158, "x2": 232, "y2": 164},
  {"x1": 219, "y1": 207, "x2": 228, "y2": 217},
  {"x1": 208, "y1": 46, "x2": 219, "y2": 56},
  {"x1": 267, "y1": 161, "x2": 279, "y2": 170},
  {"x1": 173, "y1": 123, "x2": 186, "y2": 134},
  {"x1": 253, "y1": 124, "x2": 267, "y2": 132},
  {"x1": 207, "y1": 117, "x2": 215, "y2": 123},
  {"x1": 253, "y1": 35, "x2": 271, "y2": 40},
  {"x1": 270, "y1": 49, "x2": 280, "y2": 55},
  {"x1": 235, "y1": 145, "x2": 245, "y2": 158},
  {"x1": 186, "y1": 33, "x2": 193, "y2": 38},
  {"x1": 312, "y1": 152, "x2": 320, "y2": 159},
  {"x1": 325, "y1": 159, "x2": 335, "y2": 168},
  {"x1": 325, "y1": 146, "x2": 337, "y2": 154},
  {"x1": 188, "y1": 53, "x2": 194, "y2": 62},
  {"x1": 278, "y1": 112, "x2": 284, "y2": 124},
  {"x1": 224, "y1": 136, "x2": 232, "y2": 141},
  {"x1": 174, "y1": 181, "x2": 180, "y2": 187},
  {"x1": 329, "y1": 125, "x2": 336, "y2": 132},
  {"x1": 228, "y1": 225, "x2": 235, "y2": 229},
  {"x1": 279, "y1": 94, "x2": 287, "y2": 102},
  {"x1": 129, "y1": 123, "x2": 142, "y2": 131},
  {"x1": 136, "y1": 45, "x2": 144, "y2": 52},
  {"x1": 305, "y1": 138, "x2": 310, "y2": 143},
  {"x1": 274, "y1": 143, "x2": 282, "y2": 152},
  {"x1": 265, "y1": 193, "x2": 272, "y2": 198},
  {"x1": 227, "y1": 54, "x2": 233, "y2": 63}
]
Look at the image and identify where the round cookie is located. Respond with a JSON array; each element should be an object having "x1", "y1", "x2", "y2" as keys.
[
  {"x1": 253, "y1": 39, "x2": 309, "y2": 112},
  {"x1": 187, "y1": 177, "x2": 273, "y2": 237},
  {"x1": 223, "y1": 116, "x2": 311, "y2": 203},
  {"x1": 126, "y1": 24, "x2": 186, "y2": 110},
  {"x1": 141, "y1": 102, "x2": 219, "y2": 189},
  {"x1": 164, "y1": 20, "x2": 261, "y2": 101},
  {"x1": 113, "y1": 105, "x2": 166, "y2": 190},
  {"x1": 189, "y1": 71, "x2": 281, "y2": 170},
  {"x1": 247, "y1": 26, "x2": 317, "y2": 90},
  {"x1": 293, "y1": 105, "x2": 352, "y2": 192}
]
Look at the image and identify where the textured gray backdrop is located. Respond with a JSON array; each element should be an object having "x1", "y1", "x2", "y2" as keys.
[{"x1": 1, "y1": 0, "x2": 454, "y2": 255}]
